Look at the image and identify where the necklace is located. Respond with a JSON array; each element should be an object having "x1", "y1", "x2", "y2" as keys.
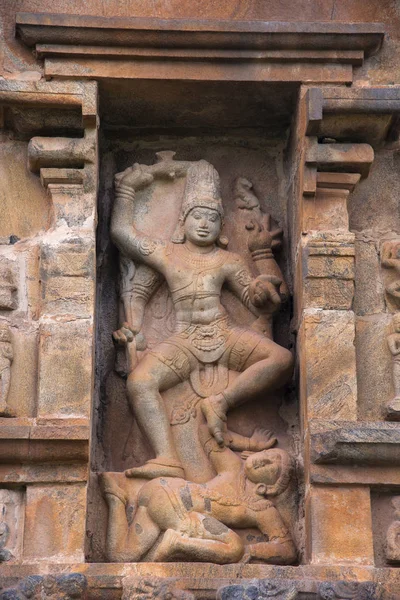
[{"x1": 176, "y1": 244, "x2": 226, "y2": 270}]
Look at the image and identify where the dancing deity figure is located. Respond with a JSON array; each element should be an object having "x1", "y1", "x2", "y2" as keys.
[{"x1": 111, "y1": 159, "x2": 293, "y2": 479}]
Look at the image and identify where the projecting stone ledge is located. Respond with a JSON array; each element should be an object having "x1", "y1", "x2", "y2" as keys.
[{"x1": 309, "y1": 420, "x2": 400, "y2": 465}]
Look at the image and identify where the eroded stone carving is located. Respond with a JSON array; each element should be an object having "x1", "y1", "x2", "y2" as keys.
[
  {"x1": 381, "y1": 240, "x2": 400, "y2": 312},
  {"x1": 102, "y1": 154, "x2": 295, "y2": 564},
  {"x1": 122, "y1": 577, "x2": 195, "y2": 600},
  {"x1": 386, "y1": 313, "x2": 400, "y2": 420},
  {"x1": 317, "y1": 581, "x2": 381, "y2": 600},
  {"x1": 0, "y1": 574, "x2": 88, "y2": 600},
  {"x1": 217, "y1": 579, "x2": 298, "y2": 600},
  {"x1": 0, "y1": 321, "x2": 15, "y2": 417},
  {"x1": 0, "y1": 257, "x2": 18, "y2": 311},
  {"x1": 0, "y1": 489, "x2": 25, "y2": 563},
  {"x1": 385, "y1": 496, "x2": 400, "y2": 564},
  {"x1": 100, "y1": 428, "x2": 296, "y2": 563}
]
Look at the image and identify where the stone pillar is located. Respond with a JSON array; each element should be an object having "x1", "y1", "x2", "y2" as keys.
[
  {"x1": 294, "y1": 89, "x2": 376, "y2": 565},
  {"x1": 0, "y1": 80, "x2": 98, "y2": 566}
]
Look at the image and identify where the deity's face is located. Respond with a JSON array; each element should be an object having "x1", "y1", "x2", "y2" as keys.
[
  {"x1": 184, "y1": 206, "x2": 221, "y2": 247},
  {"x1": 245, "y1": 449, "x2": 281, "y2": 486}
]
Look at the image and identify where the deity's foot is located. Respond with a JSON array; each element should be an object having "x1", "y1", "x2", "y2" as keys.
[
  {"x1": 386, "y1": 397, "x2": 400, "y2": 421},
  {"x1": 201, "y1": 394, "x2": 228, "y2": 447},
  {"x1": 153, "y1": 528, "x2": 182, "y2": 562},
  {"x1": 0, "y1": 404, "x2": 16, "y2": 418},
  {"x1": 125, "y1": 458, "x2": 184, "y2": 479},
  {"x1": 98, "y1": 472, "x2": 128, "y2": 504}
]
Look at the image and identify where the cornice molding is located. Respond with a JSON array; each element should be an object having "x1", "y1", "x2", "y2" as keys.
[{"x1": 15, "y1": 13, "x2": 385, "y2": 84}]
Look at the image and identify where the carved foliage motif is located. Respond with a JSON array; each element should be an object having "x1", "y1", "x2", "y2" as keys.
[
  {"x1": 217, "y1": 580, "x2": 298, "y2": 600},
  {"x1": 0, "y1": 574, "x2": 87, "y2": 600}
]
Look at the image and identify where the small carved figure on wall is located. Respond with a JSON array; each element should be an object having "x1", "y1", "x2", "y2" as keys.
[
  {"x1": 386, "y1": 313, "x2": 400, "y2": 421},
  {"x1": 0, "y1": 521, "x2": 12, "y2": 563},
  {"x1": 100, "y1": 426, "x2": 296, "y2": 564},
  {"x1": 381, "y1": 240, "x2": 400, "y2": 311},
  {"x1": 0, "y1": 258, "x2": 17, "y2": 312},
  {"x1": 0, "y1": 321, "x2": 15, "y2": 418},
  {"x1": 111, "y1": 157, "x2": 293, "y2": 480},
  {"x1": 386, "y1": 496, "x2": 400, "y2": 564}
]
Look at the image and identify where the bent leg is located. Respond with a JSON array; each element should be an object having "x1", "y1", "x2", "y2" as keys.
[
  {"x1": 153, "y1": 514, "x2": 244, "y2": 564},
  {"x1": 202, "y1": 333, "x2": 292, "y2": 444},
  {"x1": 106, "y1": 498, "x2": 160, "y2": 562},
  {"x1": 126, "y1": 346, "x2": 191, "y2": 478}
]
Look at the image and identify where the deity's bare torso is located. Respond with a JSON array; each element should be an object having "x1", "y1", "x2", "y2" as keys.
[{"x1": 144, "y1": 242, "x2": 254, "y2": 327}]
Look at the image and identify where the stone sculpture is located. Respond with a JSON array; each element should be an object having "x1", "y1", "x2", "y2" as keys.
[
  {"x1": 0, "y1": 574, "x2": 88, "y2": 600},
  {"x1": 317, "y1": 581, "x2": 382, "y2": 600},
  {"x1": 0, "y1": 322, "x2": 14, "y2": 417},
  {"x1": 122, "y1": 577, "x2": 195, "y2": 600},
  {"x1": 381, "y1": 240, "x2": 400, "y2": 311},
  {"x1": 386, "y1": 313, "x2": 400, "y2": 420},
  {"x1": 101, "y1": 426, "x2": 296, "y2": 563},
  {"x1": 217, "y1": 579, "x2": 298, "y2": 600},
  {"x1": 385, "y1": 496, "x2": 400, "y2": 564},
  {"x1": 111, "y1": 157, "x2": 293, "y2": 479},
  {"x1": 0, "y1": 258, "x2": 17, "y2": 311},
  {"x1": 102, "y1": 154, "x2": 295, "y2": 564}
]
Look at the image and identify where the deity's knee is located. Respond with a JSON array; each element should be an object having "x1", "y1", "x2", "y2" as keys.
[
  {"x1": 127, "y1": 366, "x2": 158, "y2": 403},
  {"x1": 277, "y1": 346, "x2": 293, "y2": 377}
]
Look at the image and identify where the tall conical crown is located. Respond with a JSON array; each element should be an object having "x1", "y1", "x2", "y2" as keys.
[{"x1": 179, "y1": 160, "x2": 224, "y2": 221}]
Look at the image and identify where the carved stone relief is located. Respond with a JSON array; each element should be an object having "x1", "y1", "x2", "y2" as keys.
[
  {"x1": 0, "y1": 321, "x2": 14, "y2": 417},
  {"x1": 386, "y1": 314, "x2": 400, "y2": 421},
  {"x1": 385, "y1": 496, "x2": 400, "y2": 564},
  {"x1": 0, "y1": 489, "x2": 24, "y2": 563},
  {"x1": 381, "y1": 240, "x2": 400, "y2": 312},
  {"x1": 122, "y1": 577, "x2": 195, "y2": 600},
  {"x1": 0, "y1": 257, "x2": 18, "y2": 312},
  {"x1": 0, "y1": 574, "x2": 88, "y2": 600},
  {"x1": 100, "y1": 153, "x2": 295, "y2": 564},
  {"x1": 217, "y1": 579, "x2": 298, "y2": 600}
]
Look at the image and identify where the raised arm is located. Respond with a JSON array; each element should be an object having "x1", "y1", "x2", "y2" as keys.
[{"x1": 111, "y1": 165, "x2": 166, "y2": 270}]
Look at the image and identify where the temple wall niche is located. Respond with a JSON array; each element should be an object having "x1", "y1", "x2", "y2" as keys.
[{"x1": 88, "y1": 128, "x2": 302, "y2": 562}]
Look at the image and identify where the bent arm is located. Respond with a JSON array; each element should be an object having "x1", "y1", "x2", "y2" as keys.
[
  {"x1": 111, "y1": 183, "x2": 165, "y2": 269},
  {"x1": 224, "y1": 257, "x2": 258, "y2": 316}
]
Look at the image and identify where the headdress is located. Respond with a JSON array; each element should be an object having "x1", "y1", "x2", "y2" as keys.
[{"x1": 172, "y1": 160, "x2": 227, "y2": 246}]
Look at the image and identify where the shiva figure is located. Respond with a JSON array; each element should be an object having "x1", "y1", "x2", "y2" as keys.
[{"x1": 111, "y1": 159, "x2": 293, "y2": 479}]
